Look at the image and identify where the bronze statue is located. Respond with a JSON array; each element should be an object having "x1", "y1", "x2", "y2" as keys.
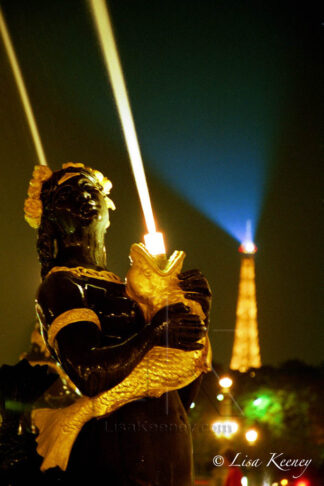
[{"x1": 24, "y1": 162, "x2": 212, "y2": 484}]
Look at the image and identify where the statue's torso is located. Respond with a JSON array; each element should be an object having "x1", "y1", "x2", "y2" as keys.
[
  {"x1": 37, "y1": 269, "x2": 147, "y2": 347},
  {"x1": 37, "y1": 269, "x2": 194, "y2": 485}
]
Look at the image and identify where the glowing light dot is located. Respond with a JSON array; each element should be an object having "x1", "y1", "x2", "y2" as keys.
[
  {"x1": 239, "y1": 241, "x2": 257, "y2": 254},
  {"x1": 253, "y1": 398, "x2": 262, "y2": 406},
  {"x1": 190, "y1": 402, "x2": 195, "y2": 409},
  {"x1": 241, "y1": 477, "x2": 248, "y2": 486},
  {"x1": 219, "y1": 376, "x2": 233, "y2": 389},
  {"x1": 280, "y1": 480, "x2": 288, "y2": 486},
  {"x1": 217, "y1": 393, "x2": 224, "y2": 401},
  {"x1": 245, "y1": 428, "x2": 258, "y2": 443},
  {"x1": 245, "y1": 241, "x2": 256, "y2": 253}
]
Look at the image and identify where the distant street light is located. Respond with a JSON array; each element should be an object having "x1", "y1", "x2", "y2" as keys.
[
  {"x1": 245, "y1": 428, "x2": 258, "y2": 443},
  {"x1": 241, "y1": 477, "x2": 248, "y2": 486},
  {"x1": 219, "y1": 376, "x2": 233, "y2": 389},
  {"x1": 218, "y1": 376, "x2": 233, "y2": 417},
  {"x1": 212, "y1": 420, "x2": 239, "y2": 438}
]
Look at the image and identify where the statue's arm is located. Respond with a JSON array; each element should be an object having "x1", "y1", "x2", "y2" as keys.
[
  {"x1": 54, "y1": 320, "x2": 157, "y2": 397},
  {"x1": 37, "y1": 273, "x2": 206, "y2": 397},
  {"x1": 177, "y1": 269, "x2": 212, "y2": 411},
  {"x1": 55, "y1": 308, "x2": 206, "y2": 397},
  {"x1": 37, "y1": 273, "x2": 157, "y2": 396}
]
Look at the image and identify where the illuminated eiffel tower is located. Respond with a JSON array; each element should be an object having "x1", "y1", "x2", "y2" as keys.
[{"x1": 230, "y1": 223, "x2": 261, "y2": 372}]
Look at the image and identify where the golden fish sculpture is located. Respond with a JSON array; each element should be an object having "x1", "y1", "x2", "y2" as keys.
[{"x1": 32, "y1": 243, "x2": 211, "y2": 471}]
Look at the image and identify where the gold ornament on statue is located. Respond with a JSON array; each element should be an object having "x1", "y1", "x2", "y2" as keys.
[{"x1": 24, "y1": 165, "x2": 53, "y2": 228}]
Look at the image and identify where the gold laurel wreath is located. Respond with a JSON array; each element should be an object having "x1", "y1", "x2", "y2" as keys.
[
  {"x1": 24, "y1": 162, "x2": 115, "y2": 229},
  {"x1": 24, "y1": 165, "x2": 53, "y2": 228}
]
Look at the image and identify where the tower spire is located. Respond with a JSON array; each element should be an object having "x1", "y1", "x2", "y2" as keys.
[{"x1": 230, "y1": 221, "x2": 261, "y2": 372}]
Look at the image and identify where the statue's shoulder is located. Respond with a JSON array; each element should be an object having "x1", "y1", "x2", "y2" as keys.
[
  {"x1": 44, "y1": 266, "x2": 123, "y2": 285},
  {"x1": 37, "y1": 269, "x2": 86, "y2": 318},
  {"x1": 38, "y1": 267, "x2": 82, "y2": 294},
  {"x1": 37, "y1": 266, "x2": 125, "y2": 316}
]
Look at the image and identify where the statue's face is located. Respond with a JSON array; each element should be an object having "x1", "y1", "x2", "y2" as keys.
[{"x1": 51, "y1": 172, "x2": 110, "y2": 232}]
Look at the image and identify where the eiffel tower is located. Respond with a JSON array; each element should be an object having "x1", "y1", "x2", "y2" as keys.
[{"x1": 230, "y1": 223, "x2": 261, "y2": 372}]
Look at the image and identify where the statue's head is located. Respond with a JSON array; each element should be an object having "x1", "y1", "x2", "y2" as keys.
[
  {"x1": 24, "y1": 163, "x2": 115, "y2": 276},
  {"x1": 25, "y1": 162, "x2": 115, "y2": 231}
]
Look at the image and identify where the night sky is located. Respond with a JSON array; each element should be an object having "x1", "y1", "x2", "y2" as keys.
[{"x1": 0, "y1": 0, "x2": 322, "y2": 367}]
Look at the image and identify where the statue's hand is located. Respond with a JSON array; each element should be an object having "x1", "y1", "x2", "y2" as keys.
[
  {"x1": 178, "y1": 269, "x2": 212, "y2": 320},
  {"x1": 151, "y1": 303, "x2": 207, "y2": 351}
]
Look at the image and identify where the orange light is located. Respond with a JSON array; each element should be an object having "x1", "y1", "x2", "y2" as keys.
[
  {"x1": 280, "y1": 480, "x2": 288, "y2": 486},
  {"x1": 245, "y1": 428, "x2": 258, "y2": 443},
  {"x1": 296, "y1": 481, "x2": 309, "y2": 486}
]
